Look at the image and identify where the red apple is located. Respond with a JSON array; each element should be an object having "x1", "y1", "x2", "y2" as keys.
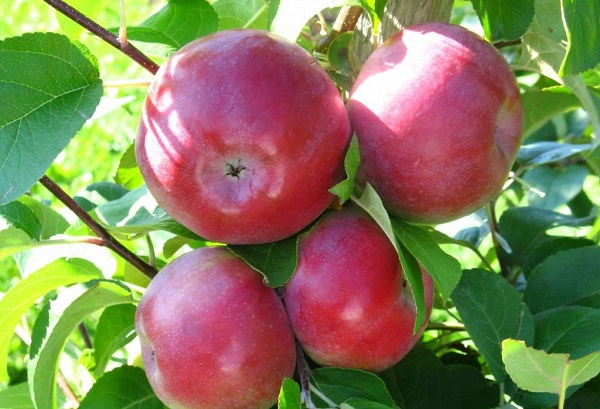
[
  {"x1": 135, "y1": 246, "x2": 296, "y2": 409},
  {"x1": 347, "y1": 22, "x2": 523, "y2": 224},
  {"x1": 136, "y1": 29, "x2": 351, "y2": 244},
  {"x1": 284, "y1": 207, "x2": 434, "y2": 372}
]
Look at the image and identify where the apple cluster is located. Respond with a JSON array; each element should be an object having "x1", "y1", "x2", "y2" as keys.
[{"x1": 135, "y1": 23, "x2": 522, "y2": 408}]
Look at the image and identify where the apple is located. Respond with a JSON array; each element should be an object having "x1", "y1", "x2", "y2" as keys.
[
  {"x1": 347, "y1": 22, "x2": 523, "y2": 224},
  {"x1": 136, "y1": 29, "x2": 351, "y2": 244},
  {"x1": 135, "y1": 246, "x2": 296, "y2": 409},
  {"x1": 284, "y1": 207, "x2": 434, "y2": 372}
]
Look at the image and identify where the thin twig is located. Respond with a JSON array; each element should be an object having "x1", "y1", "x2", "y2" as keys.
[
  {"x1": 494, "y1": 38, "x2": 522, "y2": 49},
  {"x1": 78, "y1": 323, "x2": 93, "y2": 349},
  {"x1": 57, "y1": 371, "x2": 81, "y2": 407},
  {"x1": 39, "y1": 175, "x2": 158, "y2": 279},
  {"x1": 486, "y1": 200, "x2": 510, "y2": 279},
  {"x1": 315, "y1": 5, "x2": 364, "y2": 53},
  {"x1": 41, "y1": 0, "x2": 159, "y2": 75},
  {"x1": 295, "y1": 341, "x2": 316, "y2": 409}
]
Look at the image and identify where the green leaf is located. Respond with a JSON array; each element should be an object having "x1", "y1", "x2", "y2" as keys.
[
  {"x1": 0, "y1": 201, "x2": 42, "y2": 240},
  {"x1": 327, "y1": 32, "x2": 354, "y2": 75},
  {"x1": 522, "y1": 237, "x2": 596, "y2": 278},
  {"x1": 212, "y1": 0, "x2": 268, "y2": 30},
  {"x1": 559, "y1": 0, "x2": 600, "y2": 76},
  {"x1": 520, "y1": 88, "x2": 582, "y2": 139},
  {"x1": 523, "y1": 164, "x2": 588, "y2": 210},
  {"x1": 18, "y1": 196, "x2": 69, "y2": 239},
  {"x1": 329, "y1": 135, "x2": 360, "y2": 204},
  {"x1": 278, "y1": 378, "x2": 301, "y2": 409},
  {"x1": 114, "y1": 143, "x2": 143, "y2": 190},
  {"x1": 28, "y1": 280, "x2": 134, "y2": 409},
  {"x1": 310, "y1": 367, "x2": 395, "y2": 407},
  {"x1": 517, "y1": 141, "x2": 592, "y2": 166},
  {"x1": 270, "y1": 0, "x2": 358, "y2": 42},
  {"x1": 0, "y1": 258, "x2": 102, "y2": 382},
  {"x1": 340, "y1": 398, "x2": 394, "y2": 409},
  {"x1": 524, "y1": 246, "x2": 600, "y2": 314},
  {"x1": 0, "y1": 32, "x2": 102, "y2": 204},
  {"x1": 534, "y1": 306, "x2": 600, "y2": 359},
  {"x1": 0, "y1": 382, "x2": 34, "y2": 409},
  {"x1": 121, "y1": 0, "x2": 219, "y2": 57},
  {"x1": 79, "y1": 365, "x2": 164, "y2": 409},
  {"x1": 94, "y1": 186, "x2": 200, "y2": 239},
  {"x1": 229, "y1": 234, "x2": 298, "y2": 288},
  {"x1": 502, "y1": 339, "x2": 600, "y2": 394},
  {"x1": 380, "y1": 344, "x2": 461, "y2": 409},
  {"x1": 519, "y1": 0, "x2": 566, "y2": 82},
  {"x1": 359, "y1": 0, "x2": 385, "y2": 36},
  {"x1": 452, "y1": 269, "x2": 535, "y2": 382},
  {"x1": 93, "y1": 304, "x2": 137, "y2": 377},
  {"x1": 445, "y1": 364, "x2": 499, "y2": 409},
  {"x1": 392, "y1": 220, "x2": 462, "y2": 304},
  {"x1": 351, "y1": 183, "x2": 397, "y2": 252},
  {"x1": 471, "y1": 0, "x2": 535, "y2": 41},
  {"x1": 498, "y1": 206, "x2": 593, "y2": 266},
  {"x1": 395, "y1": 241, "x2": 427, "y2": 332},
  {"x1": 0, "y1": 227, "x2": 32, "y2": 259}
]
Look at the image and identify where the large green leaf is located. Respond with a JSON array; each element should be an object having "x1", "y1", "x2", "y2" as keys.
[
  {"x1": 79, "y1": 365, "x2": 164, "y2": 409},
  {"x1": 502, "y1": 339, "x2": 600, "y2": 395},
  {"x1": 0, "y1": 201, "x2": 42, "y2": 240},
  {"x1": 93, "y1": 304, "x2": 137, "y2": 377},
  {"x1": 452, "y1": 269, "x2": 535, "y2": 382},
  {"x1": 522, "y1": 164, "x2": 588, "y2": 210},
  {"x1": 0, "y1": 382, "x2": 34, "y2": 409},
  {"x1": 28, "y1": 280, "x2": 134, "y2": 409},
  {"x1": 330, "y1": 135, "x2": 360, "y2": 204},
  {"x1": 559, "y1": 0, "x2": 600, "y2": 76},
  {"x1": 470, "y1": 0, "x2": 534, "y2": 41},
  {"x1": 0, "y1": 258, "x2": 102, "y2": 382},
  {"x1": 524, "y1": 247, "x2": 600, "y2": 314},
  {"x1": 520, "y1": 88, "x2": 582, "y2": 139},
  {"x1": 517, "y1": 141, "x2": 592, "y2": 167},
  {"x1": 278, "y1": 378, "x2": 301, "y2": 409},
  {"x1": 212, "y1": 0, "x2": 268, "y2": 30},
  {"x1": 0, "y1": 32, "x2": 102, "y2": 204},
  {"x1": 120, "y1": 0, "x2": 219, "y2": 57}
]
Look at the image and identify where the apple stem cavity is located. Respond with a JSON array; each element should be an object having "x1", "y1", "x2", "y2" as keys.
[{"x1": 225, "y1": 159, "x2": 246, "y2": 179}]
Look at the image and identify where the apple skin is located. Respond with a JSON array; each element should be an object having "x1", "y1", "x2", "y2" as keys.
[
  {"x1": 347, "y1": 22, "x2": 523, "y2": 224},
  {"x1": 136, "y1": 29, "x2": 351, "y2": 244},
  {"x1": 284, "y1": 207, "x2": 434, "y2": 372},
  {"x1": 135, "y1": 246, "x2": 296, "y2": 409}
]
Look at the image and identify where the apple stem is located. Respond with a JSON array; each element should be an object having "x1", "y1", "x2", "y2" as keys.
[
  {"x1": 39, "y1": 175, "x2": 159, "y2": 279},
  {"x1": 295, "y1": 340, "x2": 317, "y2": 408},
  {"x1": 41, "y1": 0, "x2": 159, "y2": 75}
]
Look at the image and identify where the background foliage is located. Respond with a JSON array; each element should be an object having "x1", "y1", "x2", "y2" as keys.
[{"x1": 1, "y1": 0, "x2": 599, "y2": 408}]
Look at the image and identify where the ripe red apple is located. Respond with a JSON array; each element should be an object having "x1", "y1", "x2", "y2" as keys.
[
  {"x1": 135, "y1": 246, "x2": 296, "y2": 409},
  {"x1": 347, "y1": 22, "x2": 523, "y2": 224},
  {"x1": 136, "y1": 29, "x2": 351, "y2": 244},
  {"x1": 284, "y1": 207, "x2": 434, "y2": 372}
]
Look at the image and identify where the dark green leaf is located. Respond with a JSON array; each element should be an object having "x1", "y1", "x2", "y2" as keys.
[
  {"x1": 523, "y1": 164, "x2": 588, "y2": 210},
  {"x1": 392, "y1": 220, "x2": 462, "y2": 303},
  {"x1": 229, "y1": 233, "x2": 298, "y2": 288},
  {"x1": 340, "y1": 398, "x2": 394, "y2": 409},
  {"x1": 79, "y1": 365, "x2": 164, "y2": 409},
  {"x1": 28, "y1": 280, "x2": 134, "y2": 409},
  {"x1": 114, "y1": 143, "x2": 143, "y2": 190},
  {"x1": 445, "y1": 364, "x2": 499, "y2": 409},
  {"x1": 0, "y1": 32, "x2": 102, "y2": 204},
  {"x1": 18, "y1": 196, "x2": 69, "y2": 239},
  {"x1": 330, "y1": 135, "x2": 360, "y2": 203},
  {"x1": 212, "y1": 0, "x2": 268, "y2": 30},
  {"x1": 559, "y1": 0, "x2": 600, "y2": 76},
  {"x1": 382, "y1": 344, "x2": 461, "y2": 409},
  {"x1": 522, "y1": 237, "x2": 596, "y2": 278},
  {"x1": 520, "y1": 88, "x2": 582, "y2": 139},
  {"x1": 396, "y1": 241, "x2": 427, "y2": 332},
  {"x1": 94, "y1": 304, "x2": 137, "y2": 377},
  {"x1": 471, "y1": 0, "x2": 535, "y2": 41},
  {"x1": 517, "y1": 141, "x2": 592, "y2": 166},
  {"x1": 278, "y1": 378, "x2": 301, "y2": 409},
  {"x1": 0, "y1": 258, "x2": 102, "y2": 382},
  {"x1": 0, "y1": 201, "x2": 42, "y2": 240},
  {"x1": 498, "y1": 207, "x2": 593, "y2": 266},
  {"x1": 524, "y1": 247, "x2": 600, "y2": 313},
  {"x1": 535, "y1": 306, "x2": 600, "y2": 359},
  {"x1": 327, "y1": 32, "x2": 354, "y2": 74},
  {"x1": 310, "y1": 367, "x2": 395, "y2": 407},
  {"x1": 121, "y1": 0, "x2": 219, "y2": 57},
  {"x1": 452, "y1": 269, "x2": 535, "y2": 382}
]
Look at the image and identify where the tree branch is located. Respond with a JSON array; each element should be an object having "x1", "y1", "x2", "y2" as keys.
[
  {"x1": 41, "y1": 0, "x2": 159, "y2": 75},
  {"x1": 315, "y1": 5, "x2": 364, "y2": 53},
  {"x1": 39, "y1": 175, "x2": 158, "y2": 279}
]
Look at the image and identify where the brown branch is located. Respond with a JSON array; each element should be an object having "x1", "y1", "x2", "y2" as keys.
[
  {"x1": 39, "y1": 175, "x2": 158, "y2": 279},
  {"x1": 315, "y1": 6, "x2": 364, "y2": 53},
  {"x1": 41, "y1": 0, "x2": 159, "y2": 75},
  {"x1": 57, "y1": 371, "x2": 80, "y2": 407},
  {"x1": 494, "y1": 38, "x2": 522, "y2": 49}
]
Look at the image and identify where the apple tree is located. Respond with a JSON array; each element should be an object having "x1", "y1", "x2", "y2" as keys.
[{"x1": 1, "y1": 0, "x2": 600, "y2": 408}]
